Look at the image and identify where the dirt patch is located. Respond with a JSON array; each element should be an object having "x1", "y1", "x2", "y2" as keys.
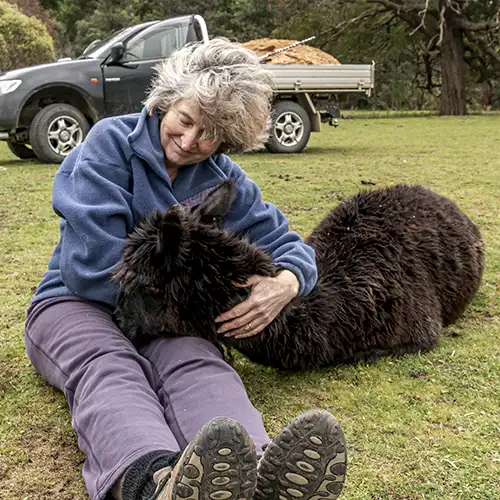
[
  {"x1": 242, "y1": 38, "x2": 341, "y2": 65},
  {"x1": 0, "y1": 423, "x2": 86, "y2": 499}
]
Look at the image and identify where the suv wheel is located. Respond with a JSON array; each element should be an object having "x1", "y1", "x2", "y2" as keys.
[
  {"x1": 7, "y1": 140, "x2": 36, "y2": 159},
  {"x1": 265, "y1": 101, "x2": 311, "y2": 154},
  {"x1": 30, "y1": 103, "x2": 89, "y2": 164}
]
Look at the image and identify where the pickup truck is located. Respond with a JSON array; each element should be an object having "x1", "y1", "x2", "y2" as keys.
[{"x1": 0, "y1": 14, "x2": 374, "y2": 163}]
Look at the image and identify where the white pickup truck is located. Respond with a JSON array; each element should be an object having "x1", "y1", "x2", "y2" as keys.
[
  {"x1": 0, "y1": 14, "x2": 374, "y2": 162},
  {"x1": 266, "y1": 63, "x2": 374, "y2": 152}
]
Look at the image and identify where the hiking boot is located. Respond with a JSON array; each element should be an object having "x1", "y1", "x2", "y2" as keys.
[
  {"x1": 150, "y1": 416, "x2": 258, "y2": 500},
  {"x1": 255, "y1": 409, "x2": 347, "y2": 500}
]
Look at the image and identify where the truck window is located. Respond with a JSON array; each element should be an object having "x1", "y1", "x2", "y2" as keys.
[
  {"x1": 82, "y1": 26, "x2": 141, "y2": 59},
  {"x1": 123, "y1": 25, "x2": 190, "y2": 62}
]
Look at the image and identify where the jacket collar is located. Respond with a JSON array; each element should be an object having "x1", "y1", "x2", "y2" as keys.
[{"x1": 127, "y1": 107, "x2": 166, "y2": 177}]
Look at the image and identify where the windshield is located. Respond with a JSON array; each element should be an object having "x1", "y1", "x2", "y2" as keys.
[
  {"x1": 79, "y1": 22, "x2": 157, "y2": 59},
  {"x1": 80, "y1": 31, "x2": 121, "y2": 57}
]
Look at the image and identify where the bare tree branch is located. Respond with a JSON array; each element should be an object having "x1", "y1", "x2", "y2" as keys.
[
  {"x1": 410, "y1": 0, "x2": 431, "y2": 35},
  {"x1": 455, "y1": 17, "x2": 500, "y2": 31},
  {"x1": 463, "y1": 40, "x2": 492, "y2": 81},
  {"x1": 426, "y1": 33, "x2": 439, "y2": 52},
  {"x1": 364, "y1": 0, "x2": 438, "y2": 37},
  {"x1": 366, "y1": 0, "x2": 436, "y2": 14},
  {"x1": 436, "y1": 4, "x2": 446, "y2": 46},
  {"x1": 479, "y1": 39, "x2": 500, "y2": 64},
  {"x1": 318, "y1": 5, "x2": 382, "y2": 41},
  {"x1": 462, "y1": 27, "x2": 500, "y2": 65},
  {"x1": 447, "y1": 0, "x2": 462, "y2": 16}
]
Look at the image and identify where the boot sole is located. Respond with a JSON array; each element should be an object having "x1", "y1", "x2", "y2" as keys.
[
  {"x1": 255, "y1": 409, "x2": 347, "y2": 500},
  {"x1": 168, "y1": 417, "x2": 257, "y2": 500}
]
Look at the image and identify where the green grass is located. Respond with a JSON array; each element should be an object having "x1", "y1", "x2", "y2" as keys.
[{"x1": 1, "y1": 114, "x2": 499, "y2": 499}]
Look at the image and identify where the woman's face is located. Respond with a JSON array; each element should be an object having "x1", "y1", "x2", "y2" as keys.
[{"x1": 160, "y1": 99, "x2": 222, "y2": 167}]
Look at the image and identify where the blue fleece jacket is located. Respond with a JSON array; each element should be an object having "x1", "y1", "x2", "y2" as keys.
[{"x1": 32, "y1": 108, "x2": 318, "y2": 307}]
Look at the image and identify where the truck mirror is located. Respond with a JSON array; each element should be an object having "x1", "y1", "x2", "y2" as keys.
[{"x1": 109, "y1": 43, "x2": 125, "y2": 64}]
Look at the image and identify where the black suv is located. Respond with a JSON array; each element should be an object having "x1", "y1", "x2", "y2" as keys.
[{"x1": 0, "y1": 15, "x2": 208, "y2": 163}]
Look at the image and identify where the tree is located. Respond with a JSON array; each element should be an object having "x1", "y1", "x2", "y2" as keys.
[
  {"x1": 8, "y1": 0, "x2": 57, "y2": 39},
  {"x1": 326, "y1": 0, "x2": 500, "y2": 115},
  {"x1": 204, "y1": 0, "x2": 277, "y2": 41},
  {"x1": 271, "y1": 0, "x2": 500, "y2": 114},
  {"x1": 51, "y1": 0, "x2": 278, "y2": 58},
  {"x1": 39, "y1": 0, "x2": 61, "y2": 10},
  {"x1": 0, "y1": 1, "x2": 55, "y2": 72},
  {"x1": 50, "y1": 0, "x2": 138, "y2": 57},
  {"x1": 130, "y1": 0, "x2": 276, "y2": 41},
  {"x1": 268, "y1": 1, "x2": 435, "y2": 110},
  {"x1": 374, "y1": 0, "x2": 500, "y2": 114},
  {"x1": 71, "y1": 1, "x2": 138, "y2": 57}
]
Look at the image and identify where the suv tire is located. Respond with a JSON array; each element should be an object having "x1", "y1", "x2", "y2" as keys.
[
  {"x1": 7, "y1": 140, "x2": 36, "y2": 159},
  {"x1": 30, "y1": 103, "x2": 89, "y2": 164}
]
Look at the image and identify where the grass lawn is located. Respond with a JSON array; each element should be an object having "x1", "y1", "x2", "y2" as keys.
[{"x1": 1, "y1": 114, "x2": 499, "y2": 499}]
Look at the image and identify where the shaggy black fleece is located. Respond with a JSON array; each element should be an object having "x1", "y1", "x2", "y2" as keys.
[{"x1": 112, "y1": 181, "x2": 484, "y2": 371}]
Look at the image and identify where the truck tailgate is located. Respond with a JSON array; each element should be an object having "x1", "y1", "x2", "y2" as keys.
[{"x1": 268, "y1": 63, "x2": 375, "y2": 94}]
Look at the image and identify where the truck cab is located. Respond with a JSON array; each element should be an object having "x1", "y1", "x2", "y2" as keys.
[{"x1": 0, "y1": 15, "x2": 208, "y2": 163}]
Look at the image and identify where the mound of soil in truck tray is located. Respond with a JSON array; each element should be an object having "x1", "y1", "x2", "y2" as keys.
[{"x1": 241, "y1": 38, "x2": 341, "y2": 65}]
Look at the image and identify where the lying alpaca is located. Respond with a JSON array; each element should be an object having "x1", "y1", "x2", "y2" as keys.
[{"x1": 112, "y1": 181, "x2": 484, "y2": 371}]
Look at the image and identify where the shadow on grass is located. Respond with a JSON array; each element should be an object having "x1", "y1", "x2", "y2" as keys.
[
  {"x1": 0, "y1": 158, "x2": 53, "y2": 168},
  {"x1": 304, "y1": 145, "x2": 375, "y2": 155},
  {"x1": 341, "y1": 110, "x2": 500, "y2": 119},
  {"x1": 240, "y1": 145, "x2": 376, "y2": 158},
  {"x1": 1, "y1": 143, "x2": 378, "y2": 168}
]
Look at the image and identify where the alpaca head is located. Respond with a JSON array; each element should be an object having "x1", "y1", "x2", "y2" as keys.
[{"x1": 112, "y1": 181, "x2": 277, "y2": 338}]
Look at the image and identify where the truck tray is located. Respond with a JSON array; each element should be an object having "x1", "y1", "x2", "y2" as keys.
[{"x1": 269, "y1": 62, "x2": 375, "y2": 95}]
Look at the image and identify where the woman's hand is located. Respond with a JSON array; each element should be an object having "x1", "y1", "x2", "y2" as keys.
[{"x1": 215, "y1": 270, "x2": 300, "y2": 339}]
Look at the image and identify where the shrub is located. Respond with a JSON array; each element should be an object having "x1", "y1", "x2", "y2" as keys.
[{"x1": 0, "y1": 1, "x2": 54, "y2": 72}]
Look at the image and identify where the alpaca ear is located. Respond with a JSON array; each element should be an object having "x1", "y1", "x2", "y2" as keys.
[{"x1": 197, "y1": 181, "x2": 235, "y2": 224}]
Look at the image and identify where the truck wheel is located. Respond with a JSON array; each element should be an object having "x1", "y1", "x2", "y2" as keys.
[
  {"x1": 266, "y1": 101, "x2": 311, "y2": 154},
  {"x1": 7, "y1": 140, "x2": 36, "y2": 159},
  {"x1": 30, "y1": 103, "x2": 89, "y2": 164}
]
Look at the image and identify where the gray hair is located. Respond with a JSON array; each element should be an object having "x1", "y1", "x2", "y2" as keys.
[{"x1": 143, "y1": 38, "x2": 275, "y2": 153}]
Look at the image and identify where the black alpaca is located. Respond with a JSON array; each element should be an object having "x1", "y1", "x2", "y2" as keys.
[{"x1": 112, "y1": 181, "x2": 484, "y2": 371}]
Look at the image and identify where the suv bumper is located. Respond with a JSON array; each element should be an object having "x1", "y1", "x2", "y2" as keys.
[{"x1": 0, "y1": 91, "x2": 26, "y2": 136}]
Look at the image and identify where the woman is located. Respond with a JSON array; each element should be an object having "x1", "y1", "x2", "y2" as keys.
[{"x1": 24, "y1": 38, "x2": 347, "y2": 500}]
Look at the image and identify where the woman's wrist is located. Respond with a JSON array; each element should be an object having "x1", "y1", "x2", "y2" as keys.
[{"x1": 276, "y1": 269, "x2": 300, "y2": 298}]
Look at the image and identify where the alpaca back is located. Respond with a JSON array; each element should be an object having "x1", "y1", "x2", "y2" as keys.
[
  {"x1": 233, "y1": 185, "x2": 450, "y2": 370},
  {"x1": 307, "y1": 185, "x2": 484, "y2": 328}
]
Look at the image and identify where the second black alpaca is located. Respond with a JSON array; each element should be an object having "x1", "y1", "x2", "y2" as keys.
[{"x1": 112, "y1": 181, "x2": 484, "y2": 371}]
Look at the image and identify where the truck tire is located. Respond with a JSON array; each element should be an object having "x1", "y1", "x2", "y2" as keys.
[
  {"x1": 266, "y1": 101, "x2": 311, "y2": 154},
  {"x1": 30, "y1": 103, "x2": 90, "y2": 164},
  {"x1": 7, "y1": 140, "x2": 36, "y2": 159}
]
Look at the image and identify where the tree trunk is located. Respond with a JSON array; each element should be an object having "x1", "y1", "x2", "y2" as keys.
[
  {"x1": 439, "y1": 10, "x2": 467, "y2": 115},
  {"x1": 483, "y1": 81, "x2": 491, "y2": 111}
]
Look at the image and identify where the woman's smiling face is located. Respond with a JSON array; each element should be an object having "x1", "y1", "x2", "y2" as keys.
[{"x1": 160, "y1": 99, "x2": 222, "y2": 167}]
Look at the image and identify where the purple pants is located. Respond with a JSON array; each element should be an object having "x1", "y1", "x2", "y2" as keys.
[{"x1": 24, "y1": 297, "x2": 270, "y2": 500}]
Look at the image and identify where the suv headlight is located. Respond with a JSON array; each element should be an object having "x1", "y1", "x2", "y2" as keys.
[{"x1": 0, "y1": 80, "x2": 22, "y2": 95}]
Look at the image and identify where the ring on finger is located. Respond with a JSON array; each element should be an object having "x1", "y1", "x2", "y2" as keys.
[{"x1": 246, "y1": 322, "x2": 253, "y2": 331}]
